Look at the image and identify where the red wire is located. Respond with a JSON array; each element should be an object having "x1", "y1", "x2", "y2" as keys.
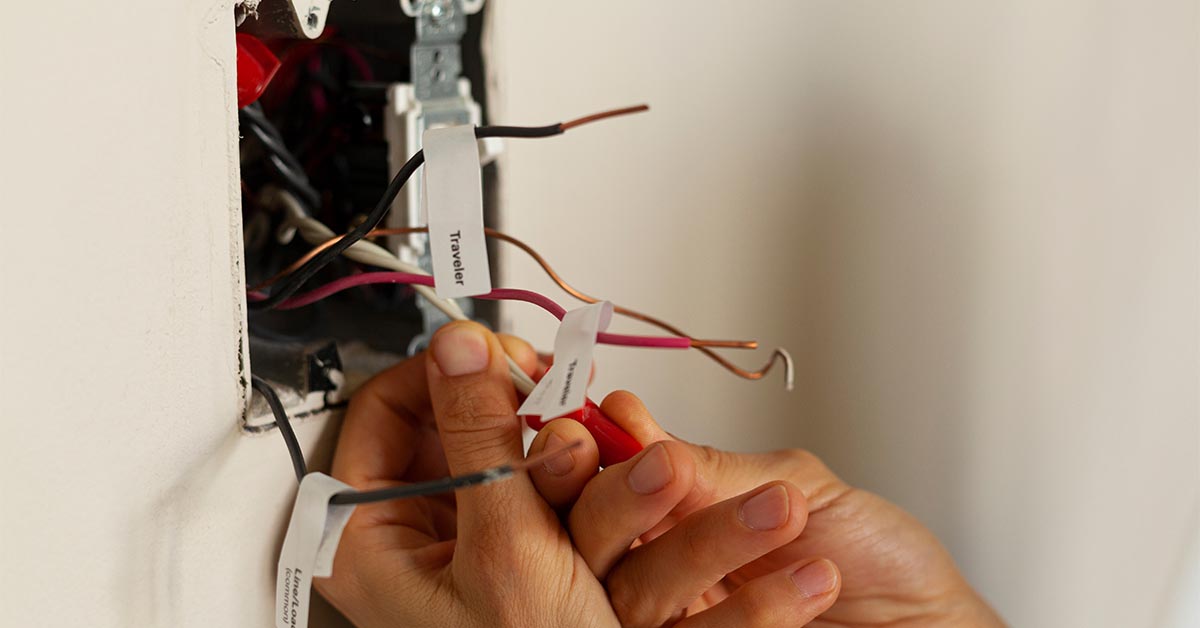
[{"x1": 247, "y1": 272, "x2": 693, "y2": 350}]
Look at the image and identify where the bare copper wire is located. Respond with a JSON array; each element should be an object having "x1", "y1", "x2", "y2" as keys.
[
  {"x1": 252, "y1": 225, "x2": 796, "y2": 384},
  {"x1": 246, "y1": 102, "x2": 790, "y2": 384},
  {"x1": 252, "y1": 225, "x2": 751, "y2": 349},
  {"x1": 248, "y1": 105, "x2": 648, "y2": 292},
  {"x1": 513, "y1": 439, "x2": 585, "y2": 472},
  {"x1": 560, "y1": 104, "x2": 651, "y2": 131},
  {"x1": 479, "y1": 228, "x2": 792, "y2": 384}
]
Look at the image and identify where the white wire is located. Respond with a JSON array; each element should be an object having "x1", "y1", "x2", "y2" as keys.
[{"x1": 269, "y1": 189, "x2": 536, "y2": 394}]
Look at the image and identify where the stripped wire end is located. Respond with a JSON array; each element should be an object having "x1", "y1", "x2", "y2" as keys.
[
  {"x1": 516, "y1": 439, "x2": 586, "y2": 472},
  {"x1": 691, "y1": 339, "x2": 759, "y2": 350},
  {"x1": 560, "y1": 104, "x2": 650, "y2": 131},
  {"x1": 774, "y1": 348, "x2": 796, "y2": 392}
]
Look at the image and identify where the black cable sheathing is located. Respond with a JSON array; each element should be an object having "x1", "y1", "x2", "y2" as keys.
[
  {"x1": 250, "y1": 122, "x2": 565, "y2": 311},
  {"x1": 250, "y1": 375, "x2": 309, "y2": 482},
  {"x1": 239, "y1": 108, "x2": 322, "y2": 210},
  {"x1": 250, "y1": 148, "x2": 426, "y2": 310},
  {"x1": 476, "y1": 124, "x2": 562, "y2": 139},
  {"x1": 329, "y1": 467, "x2": 514, "y2": 505},
  {"x1": 250, "y1": 374, "x2": 519, "y2": 504}
]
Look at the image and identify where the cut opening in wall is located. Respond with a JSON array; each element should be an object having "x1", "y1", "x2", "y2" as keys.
[{"x1": 236, "y1": 0, "x2": 499, "y2": 427}]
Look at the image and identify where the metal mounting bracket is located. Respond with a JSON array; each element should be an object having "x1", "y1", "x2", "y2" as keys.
[
  {"x1": 238, "y1": 0, "x2": 332, "y2": 40},
  {"x1": 383, "y1": 0, "x2": 495, "y2": 353}
]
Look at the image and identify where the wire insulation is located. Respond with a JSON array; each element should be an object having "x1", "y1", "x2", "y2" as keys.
[
  {"x1": 260, "y1": 190, "x2": 533, "y2": 393},
  {"x1": 253, "y1": 224, "x2": 788, "y2": 386},
  {"x1": 250, "y1": 105, "x2": 649, "y2": 310},
  {"x1": 248, "y1": 272, "x2": 693, "y2": 350},
  {"x1": 239, "y1": 104, "x2": 322, "y2": 210},
  {"x1": 249, "y1": 375, "x2": 581, "y2": 505},
  {"x1": 252, "y1": 225, "x2": 756, "y2": 351},
  {"x1": 251, "y1": 375, "x2": 309, "y2": 482},
  {"x1": 328, "y1": 442, "x2": 582, "y2": 505}
]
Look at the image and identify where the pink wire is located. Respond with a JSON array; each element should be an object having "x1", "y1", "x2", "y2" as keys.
[{"x1": 248, "y1": 272, "x2": 692, "y2": 350}]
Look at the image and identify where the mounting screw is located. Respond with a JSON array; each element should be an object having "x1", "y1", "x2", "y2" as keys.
[
  {"x1": 426, "y1": 0, "x2": 454, "y2": 24},
  {"x1": 306, "y1": 7, "x2": 320, "y2": 31}
]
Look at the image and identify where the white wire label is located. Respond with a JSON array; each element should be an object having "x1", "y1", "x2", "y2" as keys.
[
  {"x1": 275, "y1": 473, "x2": 357, "y2": 628},
  {"x1": 519, "y1": 301, "x2": 613, "y2": 419},
  {"x1": 422, "y1": 125, "x2": 491, "y2": 299}
]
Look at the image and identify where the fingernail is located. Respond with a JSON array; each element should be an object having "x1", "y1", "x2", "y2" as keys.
[
  {"x1": 739, "y1": 485, "x2": 790, "y2": 531},
  {"x1": 542, "y1": 433, "x2": 575, "y2": 476},
  {"x1": 627, "y1": 443, "x2": 673, "y2": 495},
  {"x1": 791, "y1": 560, "x2": 837, "y2": 598},
  {"x1": 432, "y1": 324, "x2": 490, "y2": 376}
]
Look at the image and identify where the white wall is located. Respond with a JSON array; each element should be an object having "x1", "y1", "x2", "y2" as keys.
[
  {"x1": 488, "y1": 2, "x2": 1199, "y2": 626},
  {"x1": 0, "y1": 2, "x2": 338, "y2": 626},
  {"x1": 0, "y1": 2, "x2": 1194, "y2": 627}
]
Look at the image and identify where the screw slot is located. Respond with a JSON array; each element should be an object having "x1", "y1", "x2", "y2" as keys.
[
  {"x1": 427, "y1": 0, "x2": 452, "y2": 23},
  {"x1": 306, "y1": 11, "x2": 319, "y2": 30}
]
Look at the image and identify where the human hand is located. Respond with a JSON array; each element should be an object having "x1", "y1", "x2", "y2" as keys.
[
  {"x1": 523, "y1": 391, "x2": 1004, "y2": 628},
  {"x1": 314, "y1": 321, "x2": 623, "y2": 628}
]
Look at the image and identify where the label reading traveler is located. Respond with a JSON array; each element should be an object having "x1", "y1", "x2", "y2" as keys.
[
  {"x1": 519, "y1": 301, "x2": 613, "y2": 420},
  {"x1": 422, "y1": 125, "x2": 490, "y2": 298}
]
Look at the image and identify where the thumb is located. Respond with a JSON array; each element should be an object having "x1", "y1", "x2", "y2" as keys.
[{"x1": 426, "y1": 321, "x2": 542, "y2": 539}]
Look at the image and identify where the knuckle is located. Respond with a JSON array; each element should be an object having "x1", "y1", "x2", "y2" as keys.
[
  {"x1": 777, "y1": 447, "x2": 824, "y2": 472},
  {"x1": 691, "y1": 443, "x2": 732, "y2": 489},
  {"x1": 692, "y1": 443, "x2": 727, "y2": 473},
  {"x1": 773, "y1": 448, "x2": 853, "y2": 511},
  {"x1": 773, "y1": 447, "x2": 833, "y2": 483},
  {"x1": 673, "y1": 444, "x2": 719, "y2": 508}
]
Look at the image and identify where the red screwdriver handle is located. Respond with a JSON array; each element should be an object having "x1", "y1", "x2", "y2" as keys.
[{"x1": 525, "y1": 398, "x2": 644, "y2": 467}]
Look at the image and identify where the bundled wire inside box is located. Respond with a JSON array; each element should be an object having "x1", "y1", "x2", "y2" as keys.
[{"x1": 236, "y1": 0, "x2": 792, "y2": 495}]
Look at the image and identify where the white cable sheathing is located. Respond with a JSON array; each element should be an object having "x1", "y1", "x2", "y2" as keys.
[{"x1": 270, "y1": 190, "x2": 536, "y2": 394}]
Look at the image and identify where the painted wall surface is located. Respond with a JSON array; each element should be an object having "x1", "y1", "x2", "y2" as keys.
[
  {"x1": 0, "y1": 2, "x2": 337, "y2": 626},
  {"x1": 0, "y1": 2, "x2": 1195, "y2": 627},
  {"x1": 487, "y1": 2, "x2": 1199, "y2": 627}
]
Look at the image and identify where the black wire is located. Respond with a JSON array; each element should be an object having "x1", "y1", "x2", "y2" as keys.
[
  {"x1": 264, "y1": 151, "x2": 322, "y2": 210},
  {"x1": 239, "y1": 106, "x2": 323, "y2": 210},
  {"x1": 476, "y1": 124, "x2": 562, "y2": 139},
  {"x1": 250, "y1": 375, "x2": 516, "y2": 505},
  {"x1": 329, "y1": 467, "x2": 514, "y2": 505},
  {"x1": 241, "y1": 104, "x2": 305, "y2": 170},
  {"x1": 250, "y1": 375, "x2": 309, "y2": 482},
  {"x1": 249, "y1": 122, "x2": 565, "y2": 311}
]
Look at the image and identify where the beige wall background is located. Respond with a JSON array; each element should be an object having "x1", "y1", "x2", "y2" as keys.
[
  {"x1": 489, "y1": 2, "x2": 1199, "y2": 627},
  {"x1": 0, "y1": 1, "x2": 1195, "y2": 626},
  {"x1": 1, "y1": 2, "x2": 312, "y2": 626}
]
